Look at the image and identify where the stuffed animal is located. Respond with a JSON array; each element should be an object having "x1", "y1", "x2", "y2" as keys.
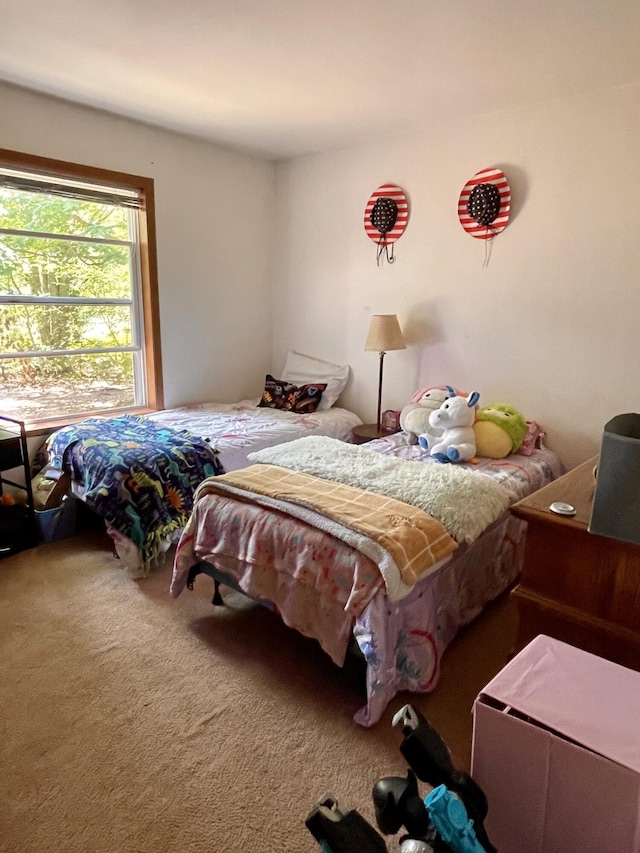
[
  {"x1": 400, "y1": 385, "x2": 466, "y2": 447},
  {"x1": 420, "y1": 387, "x2": 480, "y2": 462},
  {"x1": 473, "y1": 404, "x2": 527, "y2": 458},
  {"x1": 400, "y1": 387, "x2": 450, "y2": 446}
]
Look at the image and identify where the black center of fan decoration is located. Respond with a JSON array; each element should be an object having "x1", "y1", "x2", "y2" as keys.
[
  {"x1": 364, "y1": 184, "x2": 409, "y2": 265},
  {"x1": 467, "y1": 183, "x2": 501, "y2": 227},
  {"x1": 370, "y1": 197, "x2": 398, "y2": 235}
]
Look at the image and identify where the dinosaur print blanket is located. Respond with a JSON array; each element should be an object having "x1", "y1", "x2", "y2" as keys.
[{"x1": 46, "y1": 415, "x2": 222, "y2": 567}]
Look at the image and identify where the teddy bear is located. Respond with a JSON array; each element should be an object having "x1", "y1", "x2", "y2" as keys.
[
  {"x1": 399, "y1": 385, "x2": 466, "y2": 447},
  {"x1": 420, "y1": 388, "x2": 480, "y2": 462},
  {"x1": 473, "y1": 403, "x2": 527, "y2": 458}
]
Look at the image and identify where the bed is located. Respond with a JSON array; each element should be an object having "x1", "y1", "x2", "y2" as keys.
[
  {"x1": 40, "y1": 351, "x2": 361, "y2": 574},
  {"x1": 170, "y1": 427, "x2": 565, "y2": 726}
]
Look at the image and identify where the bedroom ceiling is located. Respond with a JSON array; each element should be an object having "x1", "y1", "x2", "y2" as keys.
[{"x1": 2, "y1": 1, "x2": 640, "y2": 160}]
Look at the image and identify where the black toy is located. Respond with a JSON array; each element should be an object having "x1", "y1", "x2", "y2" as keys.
[{"x1": 305, "y1": 703, "x2": 496, "y2": 853}]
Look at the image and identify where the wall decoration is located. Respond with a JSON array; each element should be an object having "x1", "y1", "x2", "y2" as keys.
[
  {"x1": 458, "y1": 167, "x2": 511, "y2": 265},
  {"x1": 364, "y1": 183, "x2": 409, "y2": 265}
]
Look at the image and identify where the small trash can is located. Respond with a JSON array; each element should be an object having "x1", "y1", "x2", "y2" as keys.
[{"x1": 589, "y1": 413, "x2": 640, "y2": 546}]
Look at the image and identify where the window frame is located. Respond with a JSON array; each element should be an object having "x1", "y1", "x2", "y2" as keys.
[{"x1": 0, "y1": 148, "x2": 164, "y2": 435}]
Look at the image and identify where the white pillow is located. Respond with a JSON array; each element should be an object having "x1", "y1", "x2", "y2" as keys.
[{"x1": 281, "y1": 351, "x2": 350, "y2": 410}]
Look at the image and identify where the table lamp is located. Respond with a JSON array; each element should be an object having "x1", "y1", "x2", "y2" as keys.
[{"x1": 365, "y1": 314, "x2": 406, "y2": 433}]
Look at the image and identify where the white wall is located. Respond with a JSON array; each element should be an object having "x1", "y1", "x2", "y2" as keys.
[
  {"x1": 274, "y1": 83, "x2": 640, "y2": 469},
  {"x1": 6, "y1": 80, "x2": 640, "y2": 471},
  {"x1": 1, "y1": 81, "x2": 275, "y2": 406}
]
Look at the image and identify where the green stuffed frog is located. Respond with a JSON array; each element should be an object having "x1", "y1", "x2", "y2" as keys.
[{"x1": 473, "y1": 404, "x2": 527, "y2": 458}]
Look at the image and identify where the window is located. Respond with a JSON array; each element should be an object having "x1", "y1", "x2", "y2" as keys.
[{"x1": 0, "y1": 149, "x2": 163, "y2": 429}]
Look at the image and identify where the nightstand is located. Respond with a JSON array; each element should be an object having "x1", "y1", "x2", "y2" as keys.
[
  {"x1": 351, "y1": 423, "x2": 398, "y2": 445},
  {"x1": 510, "y1": 455, "x2": 640, "y2": 670}
]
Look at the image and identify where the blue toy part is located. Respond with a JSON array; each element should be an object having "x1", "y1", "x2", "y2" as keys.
[{"x1": 424, "y1": 785, "x2": 487, "y2": 853}]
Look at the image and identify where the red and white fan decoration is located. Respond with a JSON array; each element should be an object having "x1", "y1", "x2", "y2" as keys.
[
  {"x1": 364, "y1": 183, "x2": 409, "y2": 265},
  {"x1": 458, "y1": 167, "x2": 511, "y2": 240}
]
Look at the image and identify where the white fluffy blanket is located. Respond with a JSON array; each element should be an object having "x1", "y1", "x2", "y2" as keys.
[{"x1": 248, "y1": 436, "x2": 511, "y2": 544}]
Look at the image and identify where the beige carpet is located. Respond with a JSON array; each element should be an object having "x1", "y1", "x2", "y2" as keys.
[{"x1": 0, "y1": 528, "x2": 517, "y2": 852}]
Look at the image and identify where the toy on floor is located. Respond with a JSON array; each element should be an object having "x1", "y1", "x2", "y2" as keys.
[
  {"x1": 305, "y1": 703, "x2": 496, "y2": 853},
  {"x1": 473, "y1": 404, "x2": 526, "y2": 459},
  {"x1": 419, "y1": 388, "x2": 480, "y2": 463}
]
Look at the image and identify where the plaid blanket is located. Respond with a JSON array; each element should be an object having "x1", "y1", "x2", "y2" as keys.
[
  {"x1": 47, "y1": 415, "x2": 222, "y2": 566},
  {"x1": 191, "y1": 463, "x2": 458, "y2": 597}
]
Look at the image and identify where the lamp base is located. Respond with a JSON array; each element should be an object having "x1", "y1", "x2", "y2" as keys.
[{"x1": 376, "y1": 350, "x2": 385, "y2": 432}]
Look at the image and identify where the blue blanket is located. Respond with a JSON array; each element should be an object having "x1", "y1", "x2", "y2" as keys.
[{"x1": 46, "y1": 415, "x2": 223, "y2": 565}]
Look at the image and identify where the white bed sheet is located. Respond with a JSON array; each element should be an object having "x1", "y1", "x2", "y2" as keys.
[
  {"x1": 146, "y1": 399, "x2": 362, "y2": 472},
  {"x1": 56, "y1": 400, "x2": 361, "y2": 573}
]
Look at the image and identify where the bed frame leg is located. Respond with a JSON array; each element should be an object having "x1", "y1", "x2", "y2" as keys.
[
  {"x1": 185, "y1": 562, "x2": 227, "y2": 607},
  {"x1": 212, "y1": 579, "x2": 224, "y2": 606}
]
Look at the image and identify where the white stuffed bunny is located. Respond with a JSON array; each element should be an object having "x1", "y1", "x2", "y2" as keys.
[{"x1": 419, "y1": 387, "x2": 480, "y2": 462}]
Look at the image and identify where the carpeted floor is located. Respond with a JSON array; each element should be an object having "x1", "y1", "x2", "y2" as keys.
[{"x1": 0, "y1": 528, "x2": 518, "y2": 852}]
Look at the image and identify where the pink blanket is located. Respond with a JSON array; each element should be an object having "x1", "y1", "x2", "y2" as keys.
[{"x1": 172, "y1": 442, "x2": 565, "y2": 725}]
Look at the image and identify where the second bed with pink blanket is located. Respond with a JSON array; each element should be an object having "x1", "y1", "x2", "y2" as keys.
[{"x1": 171, "y1": 432, "x2": 564, "y2": 725}]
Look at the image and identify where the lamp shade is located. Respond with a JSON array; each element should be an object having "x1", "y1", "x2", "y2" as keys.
[{"x1": 364, "y1": 314, "x2": 406, "y2": 352}]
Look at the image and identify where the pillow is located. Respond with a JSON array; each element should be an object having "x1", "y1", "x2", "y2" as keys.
[
  {"x1": 281, "y1": 351, "x2": 350, "y2": 410},
  {"x1": 258, "y1": 374, "x2": 327, "y2": 414},
  {"x1": 518, "y1": 420, "x2": 546, "y2": 456}
]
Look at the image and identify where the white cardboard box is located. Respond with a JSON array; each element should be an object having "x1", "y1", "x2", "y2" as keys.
[{"x1": 471, "y1": 634, "x2": 640, "y2": 853}]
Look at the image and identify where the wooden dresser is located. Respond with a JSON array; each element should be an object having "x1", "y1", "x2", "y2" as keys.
[{"x1": 510, "y1": 455, "x2": 640, "y2": 670}]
